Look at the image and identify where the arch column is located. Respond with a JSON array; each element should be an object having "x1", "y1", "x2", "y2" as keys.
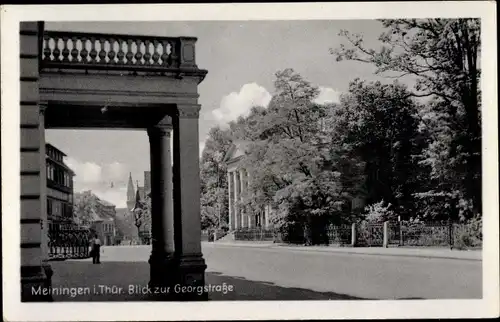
[
  {"x1": 172, "y1": 104, "x2": 207, "y2": 300},
  {"x1": 39, "y1": 104, "x2": 52, "y2": 279},
  {"x1": 20, "y1": 21, "x2": 52, "y2": 302},
  {"x1": 148, "y1": 124, "x2": 176, "y2": 289}
]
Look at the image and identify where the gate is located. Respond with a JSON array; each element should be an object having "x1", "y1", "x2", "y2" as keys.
[
  {"x1": 356, "y1": 223, "x2": 384, "y2": 247},
  {"x1": 327, "y1": 225, "x2": 352, "y2": 245},
  {"x1": 48, "y1": 221, "x2": 92, "y2": 260}
]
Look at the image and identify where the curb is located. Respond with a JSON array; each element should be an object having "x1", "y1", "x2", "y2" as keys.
[
  {"x1": 209, "y1": 242, "x2": 482, "y2": 261},
  {"x1": 273, "y1": 245, "x2": 482, "y2": 261}
]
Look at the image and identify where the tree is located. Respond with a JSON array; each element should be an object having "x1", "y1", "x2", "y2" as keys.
[
  {"x1": 236, "y1": 69, "x2": 345, "y2": 244},
  {"x1": 332, "y1": 18, "x2": 481, "y2": 219},
  {"x1": 73, "y1": 191, "x2": 96, "y2": 226},
  {"x1": 200, "y1": 126, "x2": 233, "y2": 230},
  {"x1": 326, "y1": 79, "x2": 422, "y2": 220}
]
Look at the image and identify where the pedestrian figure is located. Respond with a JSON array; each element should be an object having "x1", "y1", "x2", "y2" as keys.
[{"x1": 91, "y1": 234, "x2": 101, "y2": 264}]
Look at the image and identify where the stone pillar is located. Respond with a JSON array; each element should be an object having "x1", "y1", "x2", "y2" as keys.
[
  {"x1": 20, "y1": 21, "x2": 52, "y2": 302},
  {"x1": 383, "y1": 221, "x2": 389, "y2": 248},
  {"x1": 39, "y1": 104, "x2": 51, "y2": 278},
  {"x1": 227, "y1": 171, "x2": 234, "y2": 230},
  {"x1": 265, "y1": 205, "x2": 271, "y2": 228},
  {"x1": 239, "y1": 169, "x2": 247, "y2": 229},
  {"x1": 246, "y1": 170, "x2": 255, "y2": 229},
  {"x1": 148, "y1": 125, "x2": 175, "y2": 289},
  {"x1": 233, "y1": 170, "x2": 240, "y2": 230},
  {"x1": 247, "y1": 215, "x2": 254, "y2": 229},
  {"x1": 351, "y1": 223, "x2": 357, "y2": 247},
  {"x1": 172, "y1": 104, "x2": 207, "y2": 300}
]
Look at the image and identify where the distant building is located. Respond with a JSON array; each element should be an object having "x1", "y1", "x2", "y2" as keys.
[
  {"x1": 224, "y1": 141, "x2": 273, "y2": 231},
  {"x1": 224, "y1": 140, "x2": 366, "y2": 231},
  {"x1": 93, "y1": 197, "x2": 118, "y2": 246},
  {"x1": 115, "y1": 171, "x2": 151, "y2": 244},
  {"x1": 74, "y1": 191, "x2": 118, "y2": 246},
  {"x1": 46, "y1": 143, "x2": 75, "y2": 223}
]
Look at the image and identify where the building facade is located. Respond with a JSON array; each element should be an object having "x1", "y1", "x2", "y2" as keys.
[
  {"x1": 74, "y1": 190, "x2": 118, "y2": 246},
  {"x1": 46, "y1": 143, "x2": 75, "y2": 223},
  {"x1": 224, "y1": 141, "x2": 272, "y2": 231},
  {"x1": 115, "y1": 171, "x2": 152, "y2": 244},
  {"x1": 93, "y1": 198, "x2": 118, "y2": 246}
]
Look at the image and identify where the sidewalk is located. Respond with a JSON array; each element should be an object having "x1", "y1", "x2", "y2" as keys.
[{"x1": 209, "y1": 241, "x2": 482, "y2": 261}]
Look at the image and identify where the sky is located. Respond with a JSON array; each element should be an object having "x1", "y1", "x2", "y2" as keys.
[{"x1": 45, "y1": 20, "x2": 396, "y2": 208}]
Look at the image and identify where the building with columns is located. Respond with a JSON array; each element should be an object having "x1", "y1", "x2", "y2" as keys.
[
  {"x1": 224, "y1": 141, "x2": 273, "y2": 231},
  {"x1": 20, "y1": 22, "x2": 208, "y2": 301}
]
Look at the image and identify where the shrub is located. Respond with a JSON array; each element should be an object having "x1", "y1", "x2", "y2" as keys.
[
  {"x1": 364, "y1": 200, "x2": 396, "y2": 223},
  {"x1": 453, "y1": 216, "x2": 482, "y2": 250}
]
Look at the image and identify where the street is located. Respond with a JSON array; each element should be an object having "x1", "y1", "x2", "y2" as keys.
[{"x1": 50, "y1": 243, "x2": 482, "y2": 301}]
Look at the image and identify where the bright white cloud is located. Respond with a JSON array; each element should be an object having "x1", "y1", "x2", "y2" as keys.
[
  {"x1": 92, "y1": 187, "x2": 128, "y2": 209},
  {"x1": 314, "y1": 87, "x2": 341, "y2": 105},
  {"x1": 65, "y1": 157, "x2": 132, "y2": 208},
  {"x1": 212, "y1": 83, "x2": 272, "y2": 125},
  {"x1": 105, "y1": 162, "x2": 127, "y2": 182},
  {"x1": 65, "y1": 157, "x2": 102, "y2": 184}
]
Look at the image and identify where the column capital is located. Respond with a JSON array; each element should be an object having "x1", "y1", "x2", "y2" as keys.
[
  {"x1": 176, "y1": 104, "x2": 201, "y2": 119},
  {"x1": 147, "y1": 125, "x2": 172, "y2": 138}
]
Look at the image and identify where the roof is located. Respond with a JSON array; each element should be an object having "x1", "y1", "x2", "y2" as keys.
[
  {"x1": 223, "y1": 140, "x2": 252, "y2": 163},
  {"x1": 92, "y1": 207, "x2": 115, "y2": 221},
  {"x1": 74, "y1": 191, "x2": 115, "y2": 222},
  {"x1": 97, "y1": 198, "x2": 115, "y2": 208},
  {"x1": 46, "y1": 143, "x2": 67, "y2": 156}
]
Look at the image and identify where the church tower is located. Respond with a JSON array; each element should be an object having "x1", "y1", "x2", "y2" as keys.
[{"x1": 126, "y1": 172, "x2": 135, "y2": 211}]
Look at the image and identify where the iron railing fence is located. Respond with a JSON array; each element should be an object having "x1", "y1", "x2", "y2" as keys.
[
  {"x1": 356, "y1": 223, "x2": 385, "y2": 247},
  {"x1": 206, "y1": 221, "x2": 481, "y2": 248},
  {"x1": 327, "y1": 225, "x2": 352, "y2": 245},
  {"x1": 234, "y1": 228, "x2": 275, "y2": 241},
  {"x1": 48, "y1": 220, "x2": 92, "y2": 260},
  {"x1": 392, "y1": 221, "x2": 452, "y2": 247}
]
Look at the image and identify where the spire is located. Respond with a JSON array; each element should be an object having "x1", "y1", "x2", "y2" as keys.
[{"x1": 127, "y1": 172, "x2": 135, "y2": 203}]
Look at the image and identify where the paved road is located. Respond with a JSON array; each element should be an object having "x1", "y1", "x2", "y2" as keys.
[
  {"x1": 50, "y1": 243, "x2": 481, "y2": 301},
  {"x1": 202, "y1": 243, "x2": 481, "y2": 299}
]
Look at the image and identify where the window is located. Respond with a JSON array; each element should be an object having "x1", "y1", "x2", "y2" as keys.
[
  {"x1": 53, "y1": 201, "x2": 61, "y2": 216},
  {"x1": 47, "y1": 199, "x2": 52, "y2": 216}
]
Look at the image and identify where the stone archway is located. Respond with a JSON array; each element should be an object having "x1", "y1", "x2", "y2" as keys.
[{"x1": 20, "y1": 21, "x2": 208, "y2": 301}]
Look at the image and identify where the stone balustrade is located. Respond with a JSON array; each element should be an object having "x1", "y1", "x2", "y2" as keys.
[{"x1": 41, "y1": 30, "x2": 200, "y2": 72}]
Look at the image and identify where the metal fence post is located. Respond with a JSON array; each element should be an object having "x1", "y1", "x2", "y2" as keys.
[
  {"x1": 448, "y1": 219, "x2": 453, "y2": 250},
  {"x1": 351, "y1": 223, "x2": 357, "y2": 247},
  {"x1": 400, "y1": 220, "x2": 404, "y2": 246}
]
